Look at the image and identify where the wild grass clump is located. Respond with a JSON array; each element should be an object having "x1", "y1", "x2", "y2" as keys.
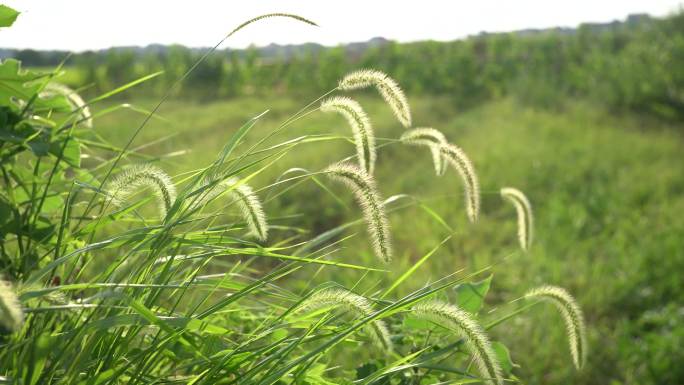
[
  {"x1": 500, "y1": 187, "x2": 534, "y2": 251},
  {"x1": 526, "y1": 285, "x2": 587, "y2": 370},
  {"x1": 321, "y1": 96, "x2": 376, "y2": 174},
  {"x1": 324, "y1": 162, "x2": 392, "y2": 263},
  {"x1": 338, "y1": 69, "x2": 412, "y2": 128},
  {"x1": 412, "y1": 300, "x2": 504, "y2": 385},
  {"x1": 0, "y1": 8, "x2": 596, "y2": 384}
]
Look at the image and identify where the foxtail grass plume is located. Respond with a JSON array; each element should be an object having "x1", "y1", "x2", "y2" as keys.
[
  {"x1": 227, "y1": 13, "x2": 317, "y2": 37},
  {"x1": 500, "y1": 187, "x2": 534, "y2": 251},
  {"x1": 42, "y1": 82, "x2": 93, "y2": 128},
  {"x1": 325, "y1": 163, "x2": 392, "y2": 263},
  {"x1": 321, "y1": 96, "x2": 376, "y2": 175},
  {"x1": 187, "y1": 178, "x2": 224, "y2": 211},
  {"x1": 440, "y1": 143, "x2": 480, "y2": 222},
  {"x1": 187, "y1": 176, "x2": 234, "y2": 211},
  {"x1": 223, "y1": 177, "x2": 269, "y2": 241},
  {"x1": 107, "y1": 164, "x2": 177, "y2": 219},
  {"x1": 525, "y1": 285, "x2": 587, "y2": 370},
  {"x1": 400, "y1": 128, "x2": 449, "y2": 176},
  {"x1": 0, "y1": 279, "x2": 24, "y2": 332},
  {"x1": 187, "y1": 177, "x2": 268, "y2": 241},
  {"x1": 338, "y1": 69, "x2": 412, "y2": 128},
  {"x1": 293, "y1": 288, "x2": 392, "y2": 353},
  {"x1": 412, "y1": 300, "x2": 503, "y2": 385}
]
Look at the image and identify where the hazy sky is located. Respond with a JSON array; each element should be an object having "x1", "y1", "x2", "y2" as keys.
[{"x1": 2, "y1": 0, "x2": 683, "y2": 51}]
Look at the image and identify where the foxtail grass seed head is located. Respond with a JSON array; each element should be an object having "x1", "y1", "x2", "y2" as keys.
[
  {"x1": 224, "y1": 177, "x2": 269, "y2": 241},
  {"x1": 321, "y1": 96, "x2": 376, "y2": 175},
  {"x1": 525, "y1": 285, "x2": 587, "y2": 370},
  {"x1": 400, "y1": 128, "x2": 449, "y2": 176},
  {"x1": 187, "y1": 177, "x2": 268, "y2": 241},
  {"x1": 106, "y1": 164, "x2": 177, "y2": 219},
  {"x1": 500, "y1": 187, "x2": 534, "y2": 251},
  {"x1": 412, "y1": 300, "x2": 503, "y2": 385},
  {"x1": 440, "y1": 143, "x2": 480, "y2": 222},
  {"x1": 0, "y1": 279, "x2": 24, "y2": 332},
  {"x1": 325, "y1": 162, "x2": 392, "y2": 263},
  {"x1": 42, "y1": 82, "x2": 93, "y2": 128},
  {"x1": 187, "y1": 178, "x2": 224, "y2": 211},
  {"x1": 227, "y1": 13, "x2": 318, "y2": 37},
  {"x1": 338, "y1": 69, "x2": 412, "y2": 128},
  {"x1": 294, "y1": 288, "x2": 392, "y2": 353}
]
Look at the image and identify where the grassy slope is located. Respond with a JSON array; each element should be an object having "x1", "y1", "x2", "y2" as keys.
[{"x1": 93, "y1": 93, "x2": 684, "y2": 384}]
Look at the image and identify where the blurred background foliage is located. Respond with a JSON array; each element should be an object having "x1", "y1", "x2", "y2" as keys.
[{"x1": 5, "y1": 12, "x2": 684, "y2": 120}]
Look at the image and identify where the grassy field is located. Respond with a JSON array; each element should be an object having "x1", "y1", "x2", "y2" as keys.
[
  {"x1": 90, "y1": 93, "x2": 684, "y2": 384},
  {"x1": 4, "y1": 4, "x2": 684, "y2": 382}
]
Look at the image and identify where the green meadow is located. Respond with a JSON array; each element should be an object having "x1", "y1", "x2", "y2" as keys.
[
  {"x1": 2, "y1": 5, "x2": 684, "y2": 384},
  {"x1": 91, "y1": 94, "x2": 684, "y2": 384}
]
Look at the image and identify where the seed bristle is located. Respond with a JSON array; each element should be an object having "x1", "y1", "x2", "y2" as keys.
[
  {"x1": 224, "y1": 177, "x2": 269, "y2": 241},
  {"x1": 42, "y1": 82, "x2": 93, "y2": 128},
  {"x1": 325, "y1": 162, "x2": 392, "y2": 263},
  {"x1": 501, "y1": 187, "x2": 534, "y2": 251},
  {"x1": 440, "y1": 143, "x2": 481, "y2": 222},
  {"x1": 526, "y1": 285, "x2": 587, "y2": 370},
  {"x1": 107, "y1": 164, "x2": 177, "y2": 219},
  {"x1": 321, "y1": 96, "x2": 377, "y2": 175},
  {"x1": 413, "y1": 300, "x2": 503, "y2": 385},
  {"x1": 293, "y1": 288, "x2": 393, "y2": 353},
  {"x1": 0, "y1": 279, "x2": 24, "y2": 332},
  {"x1": 338, "y1": 69, "x2": 412, "y2": 128},
  {"x1": 401, "y1": 127, "x2": 449, "y2": 176}
]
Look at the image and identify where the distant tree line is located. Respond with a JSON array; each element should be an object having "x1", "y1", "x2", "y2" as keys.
[{"x1": 7, "y1": 12, "x2": 684, "y2": 118}]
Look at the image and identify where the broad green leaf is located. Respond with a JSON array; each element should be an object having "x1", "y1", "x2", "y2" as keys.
[
  {"x1": 25, "y1": 217, "x2": 55, "y2": 242},
  {"x1": 0, "y1": 5, "x2": 19, "y2": 28},
  {"x1": 0, "y1": 59, "x2": 44, "y2": 105},
  {"x1": 0, "y1": 59, "x2": 70, "y2": 112},
  {"x1": 453, "y1": 274, "x2": 492, "y2": 314},
  {"x1": 38, "y1": 194, "x2": 64, "y2": 214},
  {"x1": 49, "y1": 136, "x2": 81, "y2": 167},
  {"x1": 27, "y1": 137, "x2": 49, "y2": 156},
  {"x1": 492, "y1": 341, "x2": 518, "y2": 374},
  {"x1": 0, "y1": 119, "x2": 35, "y2": 143},
  {"x1": 33, "y1": 92, "x2": 71, "y2": 112},
  {"x1": 0, "y1": 104, "x2": 20, "y2": 126}
]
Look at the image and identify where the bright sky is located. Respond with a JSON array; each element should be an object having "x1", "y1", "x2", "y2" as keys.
[{"x1": 2, "y1": 0, "x2": 683, "y2": 51}]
